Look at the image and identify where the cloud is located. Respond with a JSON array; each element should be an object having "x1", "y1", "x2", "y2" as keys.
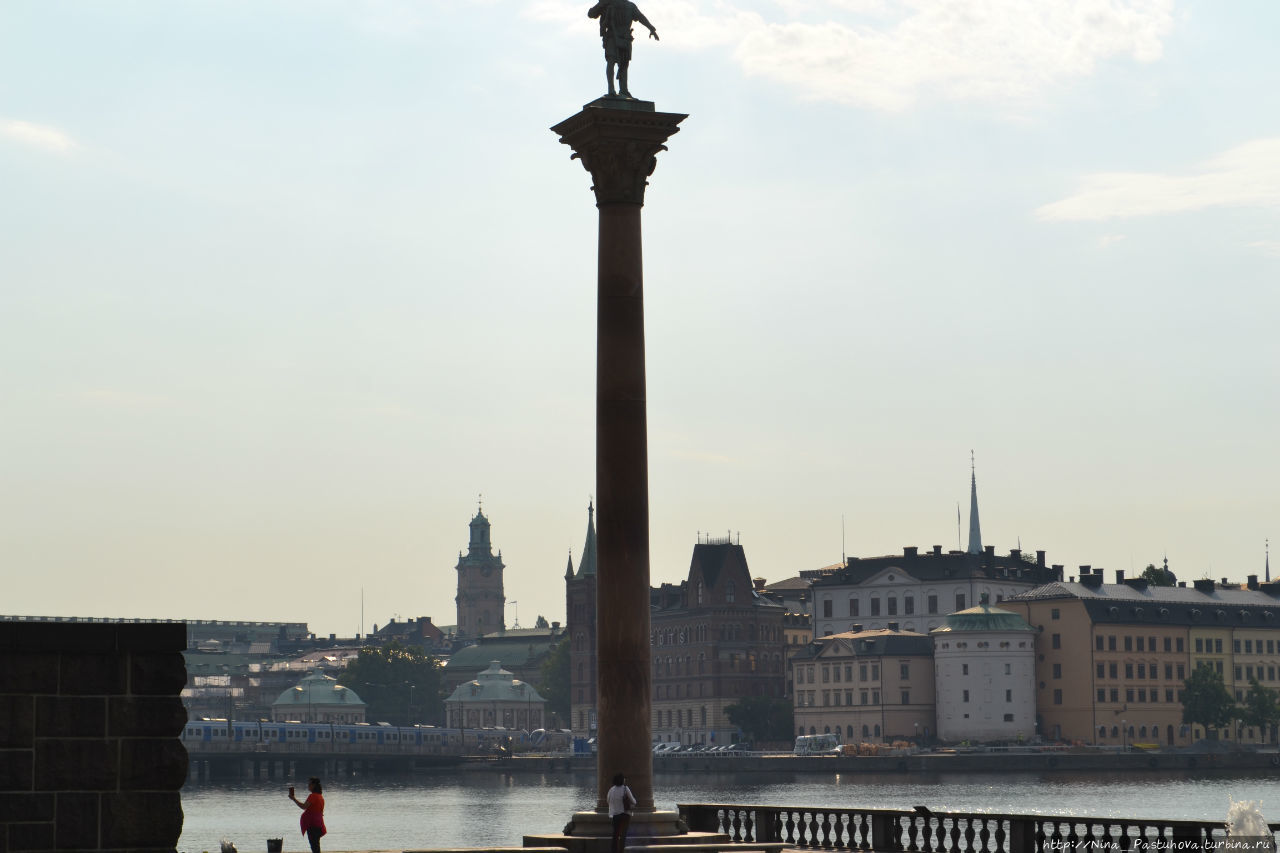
[
  {"x1": 530, "y1": 0, "x2": 1175, "y2": 110},
  {"x1": 0, "y1": 119, "x2": 77, "y2": 153},
  {"x1": 1246, "y1": 240, "x2": 1280, "y2": 258},
  {"x1": 1037, "y1": 138, "x2": 1280, "y2": 222},
  {"x1": 1098, "y1": 234, "x2": 1127, "y2": 248}
]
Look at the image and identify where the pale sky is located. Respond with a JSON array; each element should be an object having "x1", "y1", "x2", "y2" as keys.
[{"x1": 2, "y1": 1, "x2": 1277, "y2": 638}]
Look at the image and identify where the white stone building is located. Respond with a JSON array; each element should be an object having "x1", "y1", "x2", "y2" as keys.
[
  {"x1": 931, "y1": 599, "x2": 1037, "y2": 743},
  {"x1": 270, "y1": 670, "x2": 367, "y2": 723},
  {"x1": 444, "y1": 661, "x2": 546, "y2": 731}
]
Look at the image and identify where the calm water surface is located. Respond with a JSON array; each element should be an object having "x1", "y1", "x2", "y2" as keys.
[{"x1": 179, "y1": 769, "x2": 1280, "y2": 853}]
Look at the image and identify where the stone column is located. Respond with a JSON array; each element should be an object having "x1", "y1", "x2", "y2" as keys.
[{"x1": 552, "y1": 99, "x2": 685, "y2": 817}]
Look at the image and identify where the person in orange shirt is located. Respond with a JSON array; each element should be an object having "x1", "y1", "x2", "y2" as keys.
[{"x1": 288, "y1": 777, "x2": 327, "y2": 853}]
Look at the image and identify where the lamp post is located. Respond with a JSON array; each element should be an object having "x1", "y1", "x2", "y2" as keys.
[
  {"x1": 1121, "y1": 720, "x2": 1127, "y2": 752},
  {"x1": 406, "y1": 683, "x2": 416, "y2": 727}
]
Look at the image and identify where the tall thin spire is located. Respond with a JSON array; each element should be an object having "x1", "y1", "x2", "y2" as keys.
[
  {"x1": 967, "y1": 450, "x2": 983, "y2": 555},
  {"x1": 1267, "y1": 539, "x2": 1271, "y2": 584}
]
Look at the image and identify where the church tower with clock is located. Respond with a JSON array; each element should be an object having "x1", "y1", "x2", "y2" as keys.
[{"x1": 455, "y1": 504, "x2": 506, "y2": 640}]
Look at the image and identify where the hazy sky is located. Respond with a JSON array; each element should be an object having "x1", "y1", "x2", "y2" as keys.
[{"x1": 3, "y1": 1, "x2": 1277, "y2": 638}]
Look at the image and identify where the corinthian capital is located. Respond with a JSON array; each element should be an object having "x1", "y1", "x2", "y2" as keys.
[{"x1": 552, "y1": 101, "x2": 687, "y2": 207}]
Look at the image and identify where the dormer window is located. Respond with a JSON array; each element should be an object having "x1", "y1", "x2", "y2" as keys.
[
  {"x1": 696, "y1": 581, "x2": 703, "y2": 605},
  {"x1": 726, "y1": 582, "x2": 736, "y2": 603}
]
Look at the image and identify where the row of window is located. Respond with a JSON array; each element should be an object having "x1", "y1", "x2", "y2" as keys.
[
  {"x1": 822, "y1": 593, "x2": 965, "y2": 619},
  {"x1": 797, "y1": 662, "x2": 903, "y2": 684},
  {"x1": 1095, "y1": 687, "x2": 1186, "y2": 704},
  {"x1": 1094, "y1": 662, "x2": 1189, "y2": 681},
  {"x1": 1094, "y1": 634, "x2": 1189, "y2": 653},
  {"x1": 653, "y1": 621, "x2": 783, "y2": 646}
]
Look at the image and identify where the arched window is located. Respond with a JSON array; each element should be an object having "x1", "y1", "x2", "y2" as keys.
[
  {"x1": 727, "y1": 582, "x2": 736, "y2": 603},
  {"x1": 697, "y1": 582, "x2": 704, "y2": 604},
  {"x1": 824, "y1": 726, "x2": 831, "y2": 734},
  {"x1": 862, "y1": 725, "x2": 869, "y2": 737},
  {"x1": 809, "y1": 726, "x2": 816, "y2": 735},
  {"x1": 874, "y1": 724, "x2": 881, "y2": 737},
  {"x1": 847, "y1": 725, "x2": 854, "y2": 738}
]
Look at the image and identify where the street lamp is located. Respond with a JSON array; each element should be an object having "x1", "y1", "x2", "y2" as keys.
[{"x1": 406, "y1": 683, "x2": 416, "y2": 727}]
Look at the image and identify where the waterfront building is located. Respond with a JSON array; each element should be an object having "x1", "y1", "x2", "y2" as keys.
[
  {"x1": 441, "y1": 624, "x2": 565, "y2": 698},
  {"x1": 782, "y1": 611, "x2": 813, "y2": 697},
  {"x1": 444, "y1": 660, "x2": 546, "y2": 730},
  {"x1": 370, "y1": 615, "x2": 446, "y2": 650},
  {"x1": 455, "y1": 505, "x2": 506, "y2": 640},
  {"x1": 650, "y1": 538, "x2": 787, "y2": 746},
  {"x1": 791, "y1": 624, "x2": 935, "y2": 743},
  {"x1": 271, "y1": 670, "x2": 367, "y2": 723},
  {"x1": 931, "y1": 599, "x2": 1037, "y2": 742},
  {"x1": 1004, "y1": 569, "x2": 1280, "y2": 746},
  {"x1": 807, "y1": 545, "x2": 1062, "y2": 637},
  {"x1": 565, "y1": 503, "x2": 599, "y2": 740}
]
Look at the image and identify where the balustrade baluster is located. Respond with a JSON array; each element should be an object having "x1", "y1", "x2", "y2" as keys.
[
  {"x1": 784, "y1": 810, "x2": 797, "y2": 846},
  {"x1": 993, "y1": 819, "x2": 1006, "y2": 853},
  {"x1": 731, "y1": 809, "x2": 744, "y2": 842},
  {"x1": 949, "y1": 817, "x2": 962, "y2": 850},
  {"x1": 851, "y1": 813, "x2": 868, "y2": 850},
  {"x1": 977, "y1": 818, "x2": 991, "y2": 852},
  {"x1": 904, "y1": 816, "x2": 920, "y2": 852},
  {"x1": 744, "y1": 809, "x2": 756, "y2": 842},
  {"x1": 961, "y1": 818, "x2": 975, "y2": 851}
]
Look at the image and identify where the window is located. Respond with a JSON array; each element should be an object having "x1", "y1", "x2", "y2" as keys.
[
  {"x1": 1215, "y1": 639, "x2": 1224, "y2": 654},
  {"x1": 963, "y1": 689, "x2": 970, "y2": 703},
  {"x1": 1164, "y1": 664, "x2": 1173, "y2": 680},
  {"x1": 904, "y1": 595, "x2": 915, "y2": 615},
  {"x1": 1051, "y1": 633, "x2": 1061, "y2": 650},
  {"x1": 928, "y1": 595, "x2": 938, "y2": 614},
  {"x1": 726, "y1": 582, "x2": 736, "y2": 602},
  {"x1": 870, "y1": 597, "x2": 881, "y2": 616},
  {"x1": 956, "y1": 593, "x2": 966, "y2": 611},
  {"x1": 962, "y1": 664, "x2": 969, "y2": 676},
  {"x1": 900, "y1": 663, "x2": 910, "y2": 679},
  {"x1": 823, "y1": 600, "x2": 832, "y2": 618},
  {"x1": 872, "y1": 690, "x2": 880, "y2": 704},
  {"x1": 1137, "y1": 637, "x2": 1145, "y2": 652},
  {"x1": 1125, "y1": 636, "x2": 1133, "y2": 652},
  {"x1": 1053, "y1": 689, "x2": 1063, "y2": 705},
  {"x1": 871, "y1": 664, "x2": 880, "y2": 679},
  {"x1": 849, "y1": 598, "x2": 859, "y2": 617},
  {"x1": 1195, "y1": 637, "x2": 1204, "y2": 653},
  {"x1": 1006, "y1": 689, "x2": 1013, "y2": 702},
  {"x1": 1125, "y1": 663, "x2": 1134, "y2": 679},
  {"x1": 1110, "y1": 689, "x2": 1119, "y2": 702},
  {"x1": 1137, "y1": 664, "x2": 1146, "y2": 679},
  {"x1": 1164, "y1": 637, "x2": 1172, "y2": 652},
  {"x1": 901, "y1": 691, "x2": 910, "y2": 704},
  {"x1": 859, "y1": 664, "x2": 867, "y2": 681},
  {"x1": 1177, "y1": 638, "x2": 1184, "y2": 652},
  {"x1": 1097, "y1": 663, "x2": 1105, "y2": 678},
  {"x1": 860, "y1": 691, "x2": 868, "y2": 705},
  {"x1": 1096, "y1": 636, "x2": 1104, "y2": 651},
  {"x1": 1108, "y1": 636, "x2": 1117, "y2": 651},
  {"x1": 1053, "y1": 663, "x2": 1062, "y2": 678},
  {"x1": 888, "y1": 597, "x2": 898, "y2": 616},
  {"x1": 1051, "y1": 608, "x2": 1060, "y2": 620},
  {"x1": 1004, "y1": 713, "x2": 1014, "y2": 722},
  {"x1": 1097, "y1": 688, "x2": 1106, "y2": 702},
  {"x1": 1234, "y1": 639, "x2": 1242, "y2": 653}
]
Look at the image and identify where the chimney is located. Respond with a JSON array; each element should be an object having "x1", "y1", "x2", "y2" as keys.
[
  {"x1": 985, "y1": 545, "x2": 995, "y2": 557},
  {"x1": 1037, "y1": 550, "x2": 1046, "y2": 567},
  {"x1": 933, "y1": 545, "x2": 943, "y2": 555},
  {"x1": 754, "y1": 577, "x2": 767, "y2": 591},
  {"x1": 887, "y1": 621, "x2": 900, "y2": 632},
  {"x1": 1221, "y1": 578, "x2": 1229, "y2": 587},
  {"x1": 1010, "y1": 548, "x2": 1021, "y2": 561},
  {"x1": 1178, "y1": 582, "x2": 1187, "y2": 588},
  {"x1": 1193, "y1": 579, "x2": 1215, "y2": 593},
  {"x1": 1248, "y1": 575, "x2": 1260, "y2": 590},
  {"x1": 1116, "y1": 570, "x2": 1125, "y2": 584},
  {"x1": 552, "y1": 621, "x2": 560, "y2": 630},
  {"x1": 1080, "y1": 573, "x2": 1103, "y2": 589},
  {"x1": 852, "y1": 624, "x2": 863, "y2": 633},
  {"x1": 1080, "y1": 565, "x2": 1091, "y2": 576},
  {"x1": 904, "y1": 546, "x2": 918, "y2": 558}
]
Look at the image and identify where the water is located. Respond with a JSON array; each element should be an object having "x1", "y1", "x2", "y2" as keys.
[{"x1": 179, "y1": 769, "x2": 1280, "y2": 853}]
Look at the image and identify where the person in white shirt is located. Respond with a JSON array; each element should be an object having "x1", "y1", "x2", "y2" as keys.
[{"x1": 607, "y1": 773, "x2": 637, "y2": 853}]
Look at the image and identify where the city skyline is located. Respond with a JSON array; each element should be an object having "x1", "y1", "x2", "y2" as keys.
[{"x1": 2, "y1": 1, "x2": 1276, "y2": 636}]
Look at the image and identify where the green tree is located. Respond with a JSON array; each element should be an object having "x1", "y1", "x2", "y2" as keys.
[
  {"x1": 1239, "y1": 678, "x2": 1280, "y2": 743},
  {"x1": 1140, "y1": 563, "x2": 1176, "y2": 587},
  {"x1": 336, "y1": 640, "x2": 443, "y2": 726},
  {"x1": 537, "y1": 636, "x2": 570, "y2": 728},
  {"x1": 724, "y1": 696, "x2": 793, "y2": 744},
  {"x1": 1181, "y1": 664, "x2": 1235, "y2": 737},
  {"x1": 534, "y1": 615, "x2": 550, "y2": 629}
]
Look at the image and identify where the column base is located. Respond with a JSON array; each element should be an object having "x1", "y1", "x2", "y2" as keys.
[{"x1": 525, "y1": 811, "x2": 725, "y2": 853}]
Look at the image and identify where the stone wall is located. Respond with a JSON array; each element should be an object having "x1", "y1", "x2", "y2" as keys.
[{"x1": 0, "y1": 622, "x2": 188, "y2": 852}]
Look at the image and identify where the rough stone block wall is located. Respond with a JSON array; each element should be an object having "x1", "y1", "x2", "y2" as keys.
[{"x1": 0, "y1": 622, "x2": 188, "y2": 852}]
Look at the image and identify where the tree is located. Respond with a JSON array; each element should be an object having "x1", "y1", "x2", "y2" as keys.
[
  {"x1": 1140, "y1": 563, "x2": 1176, "y2": 587},
  {"x1": 534, "y1": 615, "x2": 550, "y2": 629},
  {"x1": 724, "y1": 696, "x2": 793, "y2": 744},
  {"x1": 1181, "y1": 664, "x2": 1235, "y2": 737},
  {"x1": 337, "y1": 640, "x2": 443, "y2": 726},
  {"x1": 1239, "y1": 678, "x2": 1280, "y2": 743},
  {"x1": 537, "y1": 636, "x2": 570, "y2": 728}
]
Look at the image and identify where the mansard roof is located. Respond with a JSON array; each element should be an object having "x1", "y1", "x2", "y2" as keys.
[
  {"x1": 793, "y1": 627, "x2": 932, "y2": 660},
  {"x1": 1006, "y1": 581, "x2": 1280, "y2": 628},
  {"x1": 810, "y1": 547, "x2": 1060, "y2": 587}
]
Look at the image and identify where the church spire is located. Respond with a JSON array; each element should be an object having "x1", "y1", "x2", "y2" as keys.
[
  {"x1": 565, "y1": 549, "x2": 574, "y2": 581},
  {"x1": 967, "y1": 450, "x2": 983, "y2": 555},
  {"x1": 1268, "y1": 539, "x2": 1271, "y2": 584},
  {"x1": 576, "y1": 500, "x2": 597, "y2": 577}
]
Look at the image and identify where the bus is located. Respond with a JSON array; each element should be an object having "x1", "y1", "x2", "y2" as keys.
[{"x1": 794, "y1": 733, "x2": 840, "y2": 755}]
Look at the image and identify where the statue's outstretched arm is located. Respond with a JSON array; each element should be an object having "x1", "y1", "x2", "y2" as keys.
[
  {"x1": 587, "y1": 1, "x2": 603, "y2": 19},
  {"x1": 634, "y1": 8, "x2": 658, "y2": 38}
]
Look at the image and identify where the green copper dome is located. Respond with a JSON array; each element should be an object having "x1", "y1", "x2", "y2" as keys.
[
  {"x1": 932, "y1": 601, "x2": 1034, "y2": 634},
  {"x1": 273, "y1": 670, "x2": 366, "y2": 707}
]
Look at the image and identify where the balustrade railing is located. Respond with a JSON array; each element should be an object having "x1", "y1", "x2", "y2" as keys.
[{"x1": 679, "y1": 803, "x2": 1280, "y2": 852}]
